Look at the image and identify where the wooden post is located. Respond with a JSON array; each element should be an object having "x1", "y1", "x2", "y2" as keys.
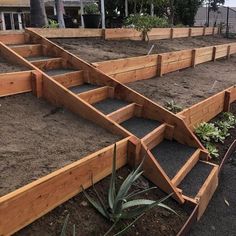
[
  {"x1": 157, "y1": 55, "x2": 163, "y2": 77},
  {"x1": 203, "y1": 27, "x2": 206, "y2": 36},
  {"x1": 189, "y1": 28, "x2": 192, "y2": 37},
  {"x1": 127, "y1": 136, "x2": 141, "y2": 168},
  {"x1": 227, "y1": 45, "x2": 231, "y2": 60},
  {"x1": 31, "y1": 71, "x2": 43, "y2": 98},
  {"x1": 212, "y1": 46, "x2": 217, "y2": 61},
  {"x1": 101, "y1": 0, "x2": 105, "y2": 29},
  {"x1": 170, "y1": 28, "x2": 174, "y2": 39},
  {"x1": 223, "y1": 91, "x2": 231, "y2": 112},
  {"x1": 192, "y1": 49, "x2": 197, "y2": 67}
]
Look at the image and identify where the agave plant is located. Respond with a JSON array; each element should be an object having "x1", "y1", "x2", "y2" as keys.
[
  {"x1": 82, "y1": 144, "x2": 175, "y2": 236},
  {"x1": 60, "y1": 214, "x2": 76, "y2": 236}
]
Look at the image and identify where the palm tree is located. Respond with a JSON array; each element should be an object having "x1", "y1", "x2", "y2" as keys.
[{"x1": 30, "y1": 0, "x2": 48, "y2": 27}]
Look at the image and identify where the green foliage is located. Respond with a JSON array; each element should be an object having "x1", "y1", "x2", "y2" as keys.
[
  {"x1": 164, "y1": 100, "x2": 183, "y2": 114},
  {"x1": 207, "y1": 0, "x2": 225, "y2": 12},
  {"x1": 205, "y1": 143, "x2": 219, "y2": 158},
  {"x1": 84, "y1": 3, "x2": 100, "y2": 14},
  {"x1": 82, "y1": 144, "x2": 175, "y2": 235},
  {"x1": 44, "y1": 19, "x2": 59, "y2": 28},
  {"x1": 195, "y1": 112, "x2": 236, "y2": 159},
  {"x1": 60, "y1": 214, "x2": 76, "y2": 236},
  {"x1": 125, "y1": 14, "x2": 169, "y2": 40}
]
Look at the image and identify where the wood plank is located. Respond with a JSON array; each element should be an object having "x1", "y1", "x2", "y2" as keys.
[
  {"x1": 10, "y1": 44, "x2": 42, "y2": 58},
  {"x1": 142, "y1": 124, "x2": 166, "y2": 150},
  {"x1": 0, "y1": 70, "x2": 34, "y2": 97},
  {"x1": 107, "y1": 103, "x2": 137, "y2": 123},
  {"x1": 172, "y1": 149, "x2": 200, "y2": 186},
  {"x1": 31, "y1": 57, "x2": 63, "y2": 70},
  {"x1": 78, "y1": 86, "x2": 112, "y2": 104},
  {"x1": 31, "y1": 28, "x2": 104, "y2": 38},
  {"x1": 0, "y1": 138, "x2": 129, "y2": 235},
  {"x1": 105, "y1": 28, "x2": 141, "y2": 40},
  {"x1": 196, "y1": 162, "x2": 218, "y2": 219},
  {"x1": 0, "y1": 33, "x2": 26, "y2": 45},
  {"x1": 52, "y1": 70, "x2": 84, "y2": 88}
]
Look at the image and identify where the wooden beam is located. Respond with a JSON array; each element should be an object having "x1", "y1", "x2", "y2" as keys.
[
  {"x1": 0, "y1": 32, "x2": 26, "y2": 45},
  {"x1": 52, "y1": 70, "x2": 84, "y2": 88},
  {"x1": 31, "y1": 57, "x2": 63, "y2": 70},
  {"x1": 172, "y1": 149, "x2": 200, "y2": 186},
  {"x1": 10, "y1": 44, "x2": 42, "y2": 58},
  {"x1": 0, "y1": 70, "x2": 34, "y2": 97},
  {"x1": 223, "y1": 90, "x2": 231, "y2": 112},
  {"x1": 78, "y1": 86, "x2": 112, "y2": 104},
  {"x1": 0, "y1": 138, "x2": 129, "y2": 235},
  {"x1": 31, "y1": 71, "x2": 43, "y2": 98},
  {"x1": 107, "y1": 103, "x2": 137, "y2": 123}
]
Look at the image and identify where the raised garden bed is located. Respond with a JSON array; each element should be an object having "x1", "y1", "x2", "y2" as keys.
[
  {"x1": 0, "y1": 93, "x2": 121, "y2": 196},
  {"x1": 52, "y1": 35, "x2": 235, "y2": 63},
  {"x1": 128, "y1": 55, "x2": 236, "y2": 109},
  {"x1": 15, "y1": 166, "x2": 192, "y2": 236}
]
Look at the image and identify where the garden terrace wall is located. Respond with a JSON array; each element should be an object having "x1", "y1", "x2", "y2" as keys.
[
  {"x1": 105, "y1": 27, "x2": 218, "y2": 41},
  {"x1": 178, "y1": 86, "x2": 236, "y2": 130},
  {"x1": 92, "y1": 42, "x2": 236, "y2": 83}
]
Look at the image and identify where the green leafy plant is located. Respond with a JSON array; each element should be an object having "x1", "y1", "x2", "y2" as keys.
[
  {"x1": 205, "y1": 143, "x2": 219, "y2": 158},
  {"x1": 44, "y1": 19, "x2": 59, "y2": 28},
  {"x1": 84, "y1": 3, "x2": 100, "y2": 14},
  {"x1": 82, "y1": 144, "x2": 175, "y2": 235},
  {"x1": 164, "y1": 100, "x2": 182, "y2": 114},
  {"x1": 60, "y1": 214, "x2": 76, "y2": 236},
  {"x1": 221, "y1": 112, "x2": 236, "y2": 126},
  {"x1": 195, "y1": 122, "x2": 225, "y2": 144},
  {"x1": 125, "y1": 14, "x2": 169, "y2": 41}
]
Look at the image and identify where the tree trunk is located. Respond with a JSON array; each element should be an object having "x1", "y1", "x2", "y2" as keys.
[
  {"x1": 30, "y1": 0, "x2": 48, "y2": 27},
  {"x1": 55, "y1": 0, "x2": 65, "y2": 28}
]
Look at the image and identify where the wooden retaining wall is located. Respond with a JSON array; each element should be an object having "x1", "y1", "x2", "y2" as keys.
[
  {"x1": 93, "y1": 42, "x2": 236, "y2": 83},
  {"x1": 29, "y1": 27, "x2": 218, "y2": 40},
  {"x1": 105, "y1": 27, "x2": 218, "y2": 40}
]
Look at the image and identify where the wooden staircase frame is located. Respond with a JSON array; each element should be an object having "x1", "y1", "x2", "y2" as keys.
[{"x1": 0, "y1": 30, "x2": 236, "y2": 235}]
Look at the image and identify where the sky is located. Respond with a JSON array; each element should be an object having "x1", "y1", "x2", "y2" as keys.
[{"x1": 225, "y1": 0, "x2": 236, "y2": 7}]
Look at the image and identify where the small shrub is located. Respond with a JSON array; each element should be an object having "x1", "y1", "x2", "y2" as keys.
[
  {"x1": 44, "y1": 19, "x2": 59, "y2": 28},
  {"x1": 82, "y1": 144, "x2": 175, "y2": 235},
  {"x1": 205, "y1": 143, "x2": 219, "y2": 158},
  {"x1": 164, "y1": 100, "x2": 182, "y2": 114},
  {"x1": 84, "y1": 3, "x2": 100, "y2": 14},
  {"x1": 125, "y1": 14, "x2": 169, "y2": 41}
]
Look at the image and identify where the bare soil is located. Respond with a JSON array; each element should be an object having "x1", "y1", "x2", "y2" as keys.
[
  {"x1": 128, "y1": 55, "x2": 236, "y2": 109},
  {"x1": 0, "y1": 93, "x2": 120, "y2": 196},
  {"x1": 0, "y1": 54, "x2": 28, "y2": 73},
  {"x1": 52, "y1": 35, "x2": 236, "y2": 63},
  {"x1": 16, "y1": 167, "x2": 190, "y2": 236}
]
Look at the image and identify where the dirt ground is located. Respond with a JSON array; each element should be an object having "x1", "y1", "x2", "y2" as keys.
[
  {"x1": 128, "y1": 55, "x2": 236, "y2": 109},
  {"x1": 0, "y1": 93, "x2": 120, "y2": 196},
  {"x1": 0, "y1": 54, "x2": 28, "y2": 73},
  {"x1": 52, "y1": 35, "x2": 236, "y2": 63},
  {"x1": 16, "y1": 167, "x2": 190, "y2": 236},
  {"x1": 190, "y1": 103, "x2": 236, "y2": 235}
]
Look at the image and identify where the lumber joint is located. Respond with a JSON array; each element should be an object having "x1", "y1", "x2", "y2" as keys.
[
  {"x1": 127, "y1": 136, "x2": 141, "y2": 167},
  {"x1": 31, "y1": 71, "x2": 43, "y2": 98}
]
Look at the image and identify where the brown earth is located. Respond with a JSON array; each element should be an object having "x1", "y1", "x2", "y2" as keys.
[
  {"x1": 52, "y1": 35, "x2": 236, "y2": 63},
  {"x1": 128, "y1": 55, "x2": 236, "y2": 109},
  {"x1": 16, "y1": 166, "x2": 190, "y2": 236},
  {"x1": 0, "y1": 93, "x2": 121, "y2": 196},
  {"x1": 0, "y1": 54, "x2": 28, "y2": 73}
]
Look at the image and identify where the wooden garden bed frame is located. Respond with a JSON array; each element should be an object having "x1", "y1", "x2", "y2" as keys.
[
  {"x1": 1, "y1": 26, "x2": 218, "y2": 41},
  {"x1": 0, "y1": 31, "x2": 235, "y2": 235},
  {"x1": 92, "y1": 42, "x2": 236, "y2": 83}
]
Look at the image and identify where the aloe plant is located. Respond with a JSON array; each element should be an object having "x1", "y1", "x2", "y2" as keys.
[{"x1": 82, "y1": 144, "x2": 175, "y2": 235}]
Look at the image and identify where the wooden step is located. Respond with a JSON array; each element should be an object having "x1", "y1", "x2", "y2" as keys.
[
  {"x1": 107, "y1": 103, "x2": 139, "y2": 123},
  {"x1": 178, "y1": 161, "x2": 219, "y2": 219},
  {"x1": 78, "y1": 86, "x2": 113, "y2": 104},
  {"x1": 150, "y1": 139, "x2": 198, "y2": 179},
  {"x1": 31, "y1": 57, "x2": 63, "y2": 70},
  {"x1": 52, "y1": 70, "x2": 84, "y2": 88},
  {"x1": 69, "y1": 83, "x2": 101, "y2": 94},
  {"x1": 10, "y1": 44, "x2": 42, "y2": 58}
]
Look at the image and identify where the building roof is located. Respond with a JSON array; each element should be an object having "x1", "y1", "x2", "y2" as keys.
[{"x1": 0, "y1": 0, "x2": 95, "y2": 7}]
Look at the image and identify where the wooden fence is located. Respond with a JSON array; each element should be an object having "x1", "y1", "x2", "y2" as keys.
[{"x1": 92, "y1": 42, "x2": 236, "y2": 83}]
